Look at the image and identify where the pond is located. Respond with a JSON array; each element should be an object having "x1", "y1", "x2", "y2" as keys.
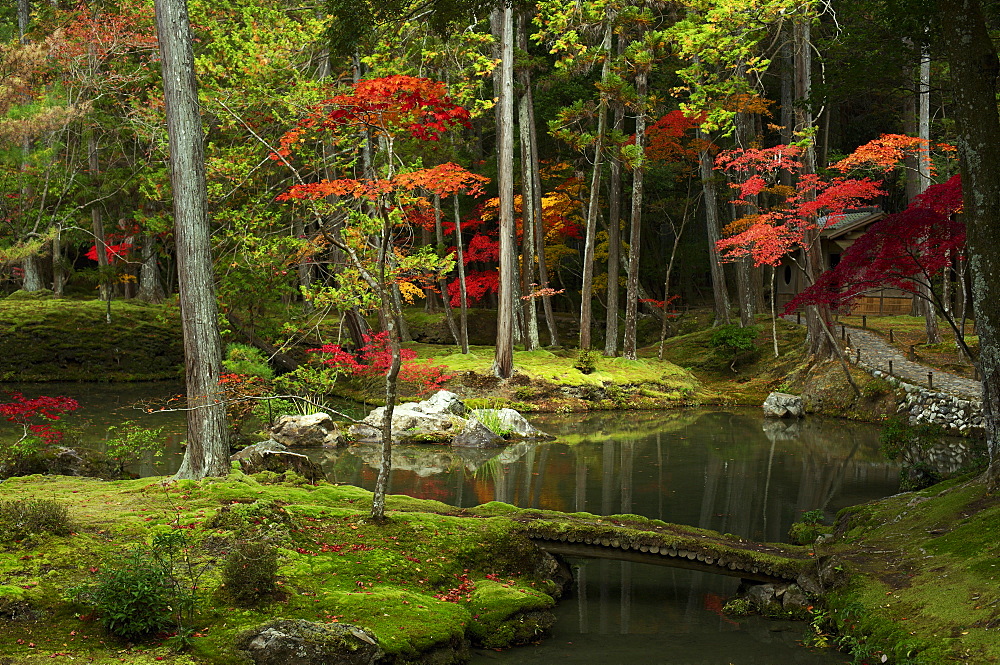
[{"x1": 2, "y1": 383, "x2": 898, "y2": 664}]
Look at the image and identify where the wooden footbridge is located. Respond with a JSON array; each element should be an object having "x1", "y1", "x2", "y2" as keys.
[{"x1": 513, "y1": 511, "x2": 818, "y2": 585}]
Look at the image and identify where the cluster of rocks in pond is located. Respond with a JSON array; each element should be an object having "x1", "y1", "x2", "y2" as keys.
[
  {"x1": 271, "y1": 413, "x2": 346, "y2": 448},
  {"x1": 349, "y1": 391, "x2": 552, "y2": 447}
]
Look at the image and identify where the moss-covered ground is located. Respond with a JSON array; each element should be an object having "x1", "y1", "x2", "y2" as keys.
[
  {"x1": 815, "y1": 474, "x2": 1000, "y2": 664},
  {"x1": 0, "y1": 292, "x2": 184, "y2": 382},
  {"x1": 0, "y1": 473, "x2": 561, "y2": 664}
]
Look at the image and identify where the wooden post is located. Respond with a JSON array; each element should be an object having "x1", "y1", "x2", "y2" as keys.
[
  {"x1": 928, "y1": 372, "x2": 933, "y2": 389},
  {"x1": 889, "y1": 329, "x2": 894, "y2": 343},
  {"x1": 796, "y1": 311, "x2": 801, "y2": 325},
  {"x1": 856, "y1": 348, "x2": 861, "y2": 363},
  {"x1": 862, "y1": 314, "x2": 867, "y2": 329},
  {"x1": 841, "y1": 324, "x2": 845, "y2": 340},
  {"x1": 889, "y1": 360, "x2": 893, "y2": 376},
  {"x1": 847, "y1": 333, "x2": 851, "y2": 347}
]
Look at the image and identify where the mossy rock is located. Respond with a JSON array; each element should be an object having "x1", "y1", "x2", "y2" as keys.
[{"x1": 235, "y1": 619, "x2": 382, "y2": 665}]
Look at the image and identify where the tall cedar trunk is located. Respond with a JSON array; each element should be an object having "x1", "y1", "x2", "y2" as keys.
[
  {"x1": 604, "y1": 38, "x2": 625, "y2": 357},
  {"x1": 793, "y1": 12, "x2": 832, "y2": 358},
  {"x1": 579, "y1": 16, "x2": 614, "y2": 350},
  {"x1": 433, "y1": 193, "x2": 461, "y2": 346},
  {"x1": 517, "y1": 13, "x2": 539, "y2": 351},
  {"x1": 155, "y1": 0, "x2": 230, "y2": 479},
  {"x1": 604, "y1": 145, "x2": 622, "y2": 356},
  {"x1": 453, "y1": 194, "x2": 470, "y2": 353},
  {"x1": 623, "y1": 70, "x2": 646, "y2": 360},
  {"x1": 493, "y1": 6, "x2": 515, "y2": 377},
  {"x1": 698, "y1": 128, "x2": 730, "y2": 325},
  {"x1": 919, "y1": 48, "x2": 940, "y2": 344},
  {"x1": 137, "y1": 234, "x2": 165, "y2": 303},
  {"x1": 936, "y1": 0, "x2": 1000, "y2": 488}
]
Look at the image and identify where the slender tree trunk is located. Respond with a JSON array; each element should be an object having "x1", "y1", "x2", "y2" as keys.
[
  {"x1": 155, "y1": 0, "x2": 230, "y2": 479},
  {"x1": 698, "y1": 128, "x2": 730, "y2": 325},
  {"x1": 370, "y1": 294, "x2": 402, "y2": 521},
  {"x1": 453, "y1": 194, "x2": 470, "y2": 353},
  {"x1": 88, "y1": 133, "x2": 111, "y2": 302},
  {"x1": 623, "y1": 70, "x2": 647, "y2": 360},
  {"x1": 51, "y1": 224, "x2": 64, "y2": 296},
  {"x1": 658, "y1": 190, "x2": 695, "y2": 360},
  {"x1": 525, "y1": 80, "x2": 559, "y2": 347},
  {"x1": 936, "y1": 0, "x2": 1000, "y2": 488},
  {"x1": 434, "y1": 193, "x2": 461, "y2": 346},
  {"x1": 734, "y1": 97, "x2": 757, "y2": 327},
  {"x1": 493, "y1": 6, "x2": 515, "y2": 377},
  {"x1": 579, "y1": 16, "x2": 614, "y2": 350}
]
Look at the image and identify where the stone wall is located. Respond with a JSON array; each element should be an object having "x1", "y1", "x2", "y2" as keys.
[{"x1": 858, "y1": 363, "x2": 985, "y2": 476}]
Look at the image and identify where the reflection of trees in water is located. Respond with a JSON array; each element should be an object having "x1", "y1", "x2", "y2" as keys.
[{"x1": 313, "y1": 410, "x2": 898, "y2": 538}]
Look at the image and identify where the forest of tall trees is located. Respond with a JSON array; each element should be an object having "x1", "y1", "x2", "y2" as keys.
[{"x1": 1, "y1": 0, "x2": 999, "y2": 484}]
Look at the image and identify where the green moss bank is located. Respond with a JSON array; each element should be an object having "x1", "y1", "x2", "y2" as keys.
[
  {"x1": 0, "y1": 473, "x2": 563, "y2": 664},
  {"x1": 0, "y1": 293, "x2": 184, "y2": 381},
  {"x1": 812, "y1": 474, "x2": 1000, "y2": 664}
]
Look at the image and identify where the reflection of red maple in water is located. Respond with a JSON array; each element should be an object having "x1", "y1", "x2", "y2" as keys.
[{"x1": 703, "y1": 592, "x2": 739, "y2": 626}]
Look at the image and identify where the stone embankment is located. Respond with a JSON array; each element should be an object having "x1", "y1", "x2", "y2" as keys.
[{"x1": 785, "y1": 317, "x2": 987, "y2": 475}]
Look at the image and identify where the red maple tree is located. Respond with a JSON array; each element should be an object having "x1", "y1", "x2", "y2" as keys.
[{"x1": 786, "y1": 175, "x2": 964, "y2": 314}]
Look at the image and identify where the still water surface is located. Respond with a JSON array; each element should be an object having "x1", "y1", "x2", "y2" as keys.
[{"x1": 3, "y1": 384, "x2": 899, "y2": 664}]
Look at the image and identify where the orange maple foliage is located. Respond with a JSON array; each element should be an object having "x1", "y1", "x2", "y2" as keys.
[
  {"x1": 831, "y1": 134, "x2": 955, "y2": 175},
  {"x1": 270, "y1": 75, "x2": 471, "y2": 162}
]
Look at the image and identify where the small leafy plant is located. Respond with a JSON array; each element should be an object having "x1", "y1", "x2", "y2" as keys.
[
  {"x1": 73, "y1": 547, "x2": 173, "y2": 640},
  {"x1": 104, "y1": 421, "x2": 164, "y2": 475},
  {"x1": 222, "y1": 343, "x2": 274, "y2": 381}
]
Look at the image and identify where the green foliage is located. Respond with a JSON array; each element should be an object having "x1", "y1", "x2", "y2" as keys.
[
  {"x1": 103, "y1": 421, "x2": 164, "y2": 474},
  {"x1": 801, "y1": 509, "x2": 826, "y2": 526},
  {"x1": 877, "y1": 416, "x2": 944, "y2": 461},
  {"x1": 73, "y1": 547, "x2": 173, "y2": 640},
  {"x1": 574, "y1": 349, "x2": 600, "y2": 374},
  {"x1": 221, "y1": 541, "x2": 279, "y2": 606},
  {"x1": 473, "y1": 408, "x2": 515, "y2": 438},
  {"x1": 223, "y1": 343, "x2": 274, "y2": 381},
  {"x1": 272, "y1": 364, "x2": 342, "y2": 414},
  {"x1": 709, "y1": 324, "x2": 760, "y2": 369},
  {"x1": 0, "y1": 498, "x2": 71, "y2": 544}
]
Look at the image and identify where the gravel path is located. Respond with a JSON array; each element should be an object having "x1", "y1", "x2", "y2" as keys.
[{"x1": 783, "y1": 316, "x2": 983, "y2": 399}]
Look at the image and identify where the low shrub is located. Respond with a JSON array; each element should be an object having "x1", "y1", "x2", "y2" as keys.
[
  {"x1": 574, "y1": 349, "x2": 600, "y2": 374},
  {"x1": 73, "y1": 548, "x2": 173, "y2": 640},
  {"x1": 221, "y1": 541, "x2": 279, "y2": 606},
  {"x1": 709, "y1": 324, "x2": 760, "y2": 370},
  {"x1": 0, "y1": 498, "x2": 72, "y2": 544}
]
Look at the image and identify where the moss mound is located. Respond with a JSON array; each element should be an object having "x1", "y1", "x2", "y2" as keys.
[
  {"x1": 0, "y1": 296, "x2": 184, "y2": 381},
  {"x1": 0, "y1": 473, "x2": 562, "y2": 664},
  {"x1": 816, "y1": 474, "x2": 1000, "y2": 663}
]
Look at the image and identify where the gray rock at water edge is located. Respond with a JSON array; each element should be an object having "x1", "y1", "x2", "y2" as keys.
[
  {"x1": 469, "y1": 408, "x2": 553, "y2": 440},
  {"x1": 763, "y1": 392, "x2": 804, "y2": 419},
  {"x1": 235, "y1": 619, "x2": 382, "y2": 665},
  {"x1": 351, "y1": 391, "x2": 468, "y2": 443},
  {"x1": 271, "y1": 414, "x2": 345, "y2": 448},
  {"x1": 452, "y1": 417, "x2": 505, "y2": 448},
  {"x1": 231, "y1": 441, "x2": 325, "y2": 484}
]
